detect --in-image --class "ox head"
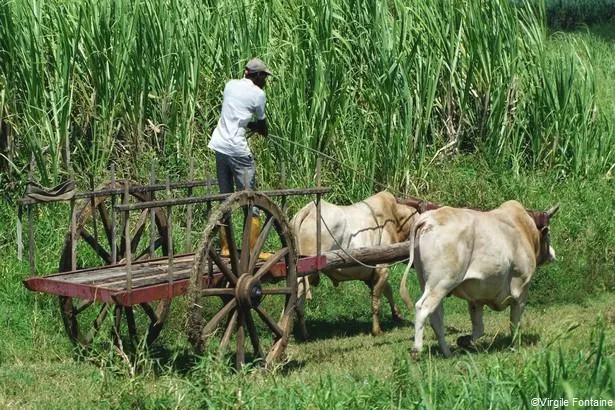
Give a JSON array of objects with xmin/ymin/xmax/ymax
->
[
  {"xmin": 529, "ymin": 204, "xmax": 560, "ymax": 265},
  {"xmin": 394, "ymin": 197, "xmax": 425, "ymax": 241}
]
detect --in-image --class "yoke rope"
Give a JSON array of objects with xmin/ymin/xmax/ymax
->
[
  {"xmin": 266, "ymin": 134, "xmax": 420, "ymax": 198},
  {"xmin": 313, "ymin": 200, "xmax": 411, "ymax": 270},
  {"xmin": 266, "ymin": 134, "xmax": 414, "ymax": 269}
]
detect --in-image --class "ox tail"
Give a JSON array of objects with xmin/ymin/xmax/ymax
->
[{"xmin": 400, "ymin": 219, "xmax": 425, "ymax": 314}]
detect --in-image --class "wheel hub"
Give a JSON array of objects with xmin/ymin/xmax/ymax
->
[{"xmin": 236, "ymin": 274, "xmax": 263, "ymax": 308}]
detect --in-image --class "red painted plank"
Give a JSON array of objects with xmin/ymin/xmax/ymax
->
[
  {"xmin": 23, "ymin": 277, "xmax": 118, "ymax": 303},
  {"xmin": 23, "ymin": 254, "xmax": 328, "ymax": 306},
  {"xmin": 111, "ymin": 274, "xmax": 225, "ymax": 306}
]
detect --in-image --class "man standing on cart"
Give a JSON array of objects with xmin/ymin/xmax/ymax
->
[{"xmin": 208, "ymin": 57, "xmax": 272, "ymax": 257}]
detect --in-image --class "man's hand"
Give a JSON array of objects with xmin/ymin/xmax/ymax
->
[{"xmin": 248, "ymin": 119, "xmax": 268, "ymax": 137}]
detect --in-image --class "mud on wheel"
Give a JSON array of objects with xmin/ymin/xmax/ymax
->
[
  {"xmin": 58, "ymin": 180, "xmax": 171, "ymax": 350},
  {"xmin": 186, "ymin": 191, "xmax": 298, "ymax": 369}
]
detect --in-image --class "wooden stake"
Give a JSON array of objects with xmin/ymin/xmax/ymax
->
[
  {"xmin": 110, "ymin": 164, "xmax": 117, "ymax": 264},
  {"xmin": 316, "ymin": 157, "xmax": 322, "ymax": 264},
  {"xmin": 149, "ymin": 160, "xmax": 156, "ymax": 259},
  {"xmin": 185, "ymin": 157, "xmax": 194, "ymax": 252}
]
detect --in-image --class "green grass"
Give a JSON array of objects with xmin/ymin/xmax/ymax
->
[
  {"xmin": 1, "ymin": 284, "xmax": 614, "ymax": 408},
  {"xmin": 1, "ymin": 157, "xmax": 614, "ymax": 408}
]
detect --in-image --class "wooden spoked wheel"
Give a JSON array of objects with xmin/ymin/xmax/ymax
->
[
  {"xmin": 186, "ymin": 191, "xmax": 298, "ymax": 369},
  {"xmin": 58, "ymin": 180, "xmax": 171, "ymax": 349}
]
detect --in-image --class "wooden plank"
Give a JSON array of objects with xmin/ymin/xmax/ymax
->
[
  {"xmin": 23, "ymin": 277, "xmax": 118, "ymax": 303},
  {"xmin": 111, "ymin": 273, "xmax": 225, "ymax": 306},
  {"xmin": 53, "ymin": 254, "xmax": 196, "ymax": 284},
  {"xmin": 67, "ymin": 260, "xmax": 194, "ymax": 285},
  {"xmin": 103, "ymin": 267, "xmax": 193, "ymax": 290},
  {"xmin": 115, "ymin": 187, "xmax": 332, "ymax": 212},
  {"xmin": 18, "ymin": 179, "xmax": 219, "ymax": 205}
]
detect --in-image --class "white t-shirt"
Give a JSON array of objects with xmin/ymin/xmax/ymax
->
[{"xmin": 208, "ymin": 78, "xmax": 266, "ymax": 157}]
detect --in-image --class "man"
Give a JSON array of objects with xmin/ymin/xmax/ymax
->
[{"xmin": 208, "ymin": 57, "xmax": 271, "ymax": 257}]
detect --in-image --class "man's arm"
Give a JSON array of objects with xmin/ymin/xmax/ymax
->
[{"xmin": 248, "ymin": 119, "xmax": 268, "ymax": 136}]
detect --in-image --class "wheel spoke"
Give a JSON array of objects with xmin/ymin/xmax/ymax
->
[
  {"xmin": 85, "ymin": 303, "xmax": 110, "ymax": 343},
  {"xmin": 222, "ymin": 218, "xmax": 240, "ymax": 278},
  {"xmin": 218, "ymin": 308, "xmax": 238, "ymax": 357},
  {"xmin": 254, "ymin": 305, "xmax": 284, "ymax": 339},
  {"xmin": 118, "ymin": 214, "xmax": 128, "ymax": 255},
  {"xmin": 236, "ymin": 312, "xmax": 245, "ymax": 368},
  {"xmin": 125, "ymin": 307, "xmax": 137, "ymax": 339},
  {"xmin": 113, "ymin": 305, "xmax": 123, "ymax": 344},
  {"xmin": 208, "ymin": 247, "xmax": 238, "ymax": 285},
  {"xmin": 80, "ymin": 227, "xmax": 112, "ymax": 264},
  {"xmin": 130, "ymin": 209, "xmax": 149, "ymax": 253},
  {"xmin": 247, "ymin": 215, "xmax": 273, "ymax": 274},
  {"xmin": 239, "ymin": 205, "xmax": 254, "ymax": 275},
  {"xmin": 262, "ymin": 287, "xmax": 292, "ymax": 295},
  {"xmin": 245, "ymin": 310, "xmax": 264, "ymax": 358},
  {"xmin": 97, "ymin": 202, "xmax": 114, "ymax": 250},
  {"xmin": 253, "ymin": 247, "xmax": 289, "ymax": 280},
  {"xmin": 134, "ymin": 237, "xmax": 164, "ymax": 261},
  {"xmin": 140, "ymin": 303, "xmax": 158, "ymax": 324},
  {"xmin": 202, "ymin": 299, "xmax": 237, "ymax": 340},
  {"xmin": 75, "ymin": 299, "xmax": 93, "ymax": 315}
]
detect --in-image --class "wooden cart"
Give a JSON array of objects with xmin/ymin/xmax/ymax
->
[{"xmin": 20, "ymin": 167, "xmax": 412, "ymax": 368}]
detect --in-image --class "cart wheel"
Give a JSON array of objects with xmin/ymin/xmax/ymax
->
[
  {"xmin": 186, "ymin": 191, "xmax": 297, "ymax": 369},
  {"xmin": 58, "ymin": 180, "xmax": 171, "ymax": 349}
]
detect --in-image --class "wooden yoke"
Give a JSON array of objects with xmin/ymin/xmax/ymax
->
[{"xmin": 396, "ymin": 197, "xmax": 442, "ymax": 214}]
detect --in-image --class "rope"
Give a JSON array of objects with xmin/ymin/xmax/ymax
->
[
  {"xmin": 267, "ymin": 134, "xmax": 413, "ymax": 269},
  {"xmin": 313, "ymin": 200, "xmax": 411, "ymax": 270},
  {"xmin": 266, "ymin": 134, "xmax": 420, "ymax": 198}
]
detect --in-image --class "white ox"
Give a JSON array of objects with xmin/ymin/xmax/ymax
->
[
  {"xmin": 291, "ymin": 191, "xmax": 418, "ymax": 337},
  {"xmin": 399, "ymin": 200, "xmax": 559, "ymax": 357}
]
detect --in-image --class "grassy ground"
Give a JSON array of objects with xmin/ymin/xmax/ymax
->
[
  {"xmin": 0, "ymin": 155, "xmax": 614, "ymax": 409},
  {"xmin": 1, "ymin": 283, "xmax": 614, "ymax": 409}
]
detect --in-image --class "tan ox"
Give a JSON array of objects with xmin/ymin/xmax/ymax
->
[
  {"xmin": 291, "ymin": 191, "xmax": 418, "ymax": 337},
  {"xmin": 399, "ymin": 200, "xmax": 559, "ymax": 357}
]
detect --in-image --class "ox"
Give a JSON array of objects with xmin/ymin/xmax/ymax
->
[
  {"xmin": 399, "ymin": 200, "xmax": 559, "ymax": 357},
  {"xmin": 291, "ymin": 191, "xmax": 419, "ymax": 337}
]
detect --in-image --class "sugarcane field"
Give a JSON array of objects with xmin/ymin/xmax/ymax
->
[{"xmin": 0, "ymin": 1, "xmax": 614, "ymax": 409}]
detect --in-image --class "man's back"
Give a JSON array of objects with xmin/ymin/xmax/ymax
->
[{"xmin": 208, "ymin": 78, "xmax": 266, "ymax": 157}]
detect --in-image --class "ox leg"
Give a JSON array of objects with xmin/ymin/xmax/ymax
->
[
  {"xmin": 458, "ymin": 302, "xmax": 484, "ymax": 349},
  {"xmin": 295, "ymin": 277, "xmax": 311, "ymax": 339},
  {"xmin": 510, "ymin": 300, "xmax": 526, "ymax": 346},
  {"xmin": 370, "ymin": 267, "xmax": 390, "ymax": 336},
  {"xmin": 383, "ymin": 281, "xmax": 404, "ymax": 322},
  {"xmin": 413, "ymin": 285, "xmax": 451, "ymax": 357},
  {"xmin": 429, "ymin": 303, "xmax": 451, "ymax": 357}
]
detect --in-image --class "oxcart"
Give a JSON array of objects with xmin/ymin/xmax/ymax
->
[{"xmin": 19, "ymin": 165, "xmax": 414, "ymax": 368}]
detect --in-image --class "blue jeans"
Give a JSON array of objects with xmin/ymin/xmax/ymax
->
[{"xmin": 214, "ymin": 151, "xmax": 256, "ymax": 194}]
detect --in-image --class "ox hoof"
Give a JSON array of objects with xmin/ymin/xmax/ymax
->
[
  {"xmin": 457, "ymin": 335, "xmax": 476, "ymax": 350},
  {"xmin": 392, "ymin": 309, "xmax": 404, "ymax": 322},
  {"xmin": 410, "ymin": 349, "xmax": 422, "ymax": 362}
]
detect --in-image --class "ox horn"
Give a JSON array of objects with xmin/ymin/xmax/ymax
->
[{"xmin": 546, "ymin": 204, "xmax": 560, "ymax": 218}]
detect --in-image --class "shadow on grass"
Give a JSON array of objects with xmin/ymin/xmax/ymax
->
[
  {"xmin": 409, "ymin": 332, "xmax": 542, "ymax": 359},
  {"xmin": 296, "ymin": 317, "xmax": 411, "ymax": 342},
  {"xmin": 147, "ymin": 345, "xmax": 200, "ymax": 375}
]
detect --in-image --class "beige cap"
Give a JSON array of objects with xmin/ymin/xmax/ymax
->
[{"xmin": 245, "ymin": 58, "xmax": 272, "ymax": 75}]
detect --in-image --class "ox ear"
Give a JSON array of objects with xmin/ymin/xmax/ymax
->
[{"xmin": 545, "ymin": 204, "xmax": 560, "ymax": 219}]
